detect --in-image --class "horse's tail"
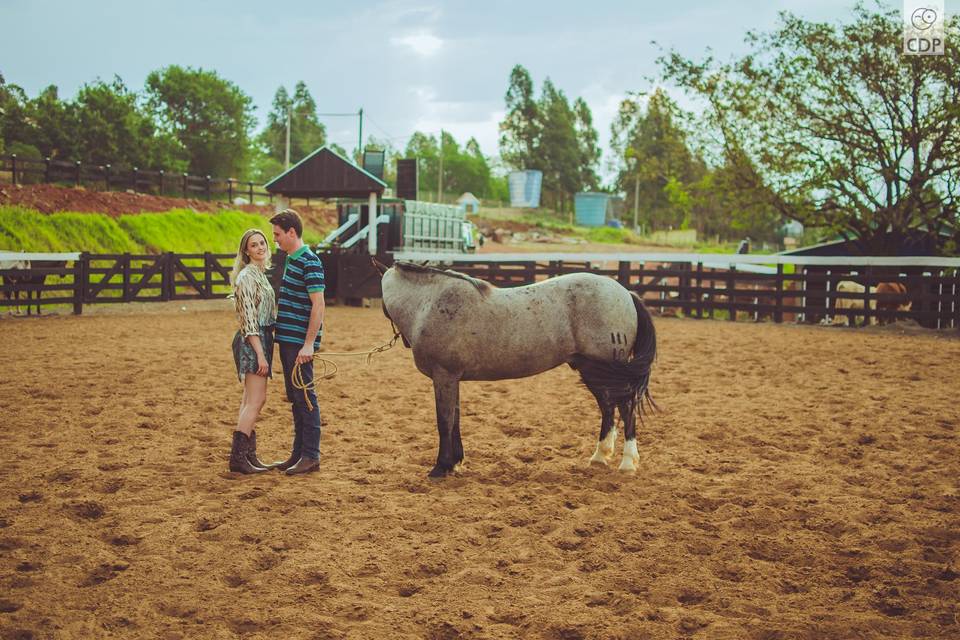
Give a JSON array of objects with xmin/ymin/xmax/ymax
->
[
  {"xmin": 571, "ymin": 291, "xmax": 657, "ymax": 418},
  {"xmin": 630, "ymin": 291, "xmax": 658, "ymax": 418}
]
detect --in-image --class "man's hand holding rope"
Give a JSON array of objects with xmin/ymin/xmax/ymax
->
[{"xmin": 292, "ymin": 326, "xmax": 403, "ymax": 411}]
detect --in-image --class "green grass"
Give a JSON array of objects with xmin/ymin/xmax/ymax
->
[
  {"xmin": 0, "ymin": 206, "xmax": 275, "ymax": 255},
  {"xmin": 0, "ymin": 207, "xmax": 142, "ymax": 253},
  {"xmin": 117, "ymin": 209, "xmax": 271, "ymax": 254}
]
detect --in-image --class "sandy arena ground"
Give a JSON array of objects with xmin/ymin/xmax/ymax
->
[{"xmin": 1, "ymin": 301, "xmax": 958, "ymax": 639}]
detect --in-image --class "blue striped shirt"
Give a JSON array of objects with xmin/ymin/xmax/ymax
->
[{"xmin": 275, "ymin": 245, "xmax": 325, "ymax": 348}]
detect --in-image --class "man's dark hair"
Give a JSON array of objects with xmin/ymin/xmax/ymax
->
[{"xmin": 269, "ymin": 208, "xmax": 303, "ymax": 238}]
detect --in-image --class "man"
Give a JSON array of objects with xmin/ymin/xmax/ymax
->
[{"xmin": 269, "ymin": 209, "xmax": 324, "ymax": 475}]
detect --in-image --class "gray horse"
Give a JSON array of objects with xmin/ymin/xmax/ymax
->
[{"xmin": 379, "ymin": 261, "xmax": 657, "ymax": 478}]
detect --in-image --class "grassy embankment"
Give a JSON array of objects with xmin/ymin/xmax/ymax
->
[{"xmin": 0, "ymin": 206, "xmax": 328, "ymax": 254}]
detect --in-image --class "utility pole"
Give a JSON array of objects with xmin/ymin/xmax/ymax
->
[
  {"xmin": 437, "ymin": 129, "xmax": 443, "ymax": 203},
  {"xmin": 284, "ymin": 105, "xmax": 291, "ymax": 170},
  {"xmin": 357, "ymin": 108, "xmax": 363, "ymax": 164},
  {"xmin": 633, "ymin": 172, "xmax": 640, "ymax": 231}
]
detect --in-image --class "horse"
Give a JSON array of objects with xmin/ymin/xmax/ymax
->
[
  {"xmin": 0, "ymin": 260, "xmax": 67, "ymax": 315},
  {"xmin": 378, "ymin": 261, "xmax": 657, "ymax": 478},
  {"xmin": 0, "ymin": 260, "xmax": 66, "ymax": 316},
  {"xmin": 830, "ymin": 280, "xmax": 911, "ymax": 326}
]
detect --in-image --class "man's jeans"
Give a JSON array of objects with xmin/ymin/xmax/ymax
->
[{"xmin": 279, "ymin": 342, "xmax": 321, "ymax": 460}]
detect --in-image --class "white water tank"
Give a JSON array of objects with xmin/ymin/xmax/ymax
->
[{"xmin": 508, "ymin": 170, "xmax": 542, "ymax": 208}]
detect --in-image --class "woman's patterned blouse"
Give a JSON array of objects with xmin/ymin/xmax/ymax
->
[{"xmin": 234, "ymin": 264, "xmax": 277, "ymax": 337}]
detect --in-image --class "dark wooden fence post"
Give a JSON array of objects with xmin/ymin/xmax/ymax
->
[
  {"xmin": 73, "ymin": 253, "xmax": 88, "ymax": 315},
  {"xmin": 618, "ymin": 261, "xmax": 631, "ymax": 289},
  {"xmin": 205, "ymin": 175, "xmax": 211, "ymax": 201},
  {"xmin": 248, "ymin": 181, "xmax": 254, "ymax": 202},
  {"xmin": 727, "ymin": 266, "xmax": 736, "ymax": 321},
  {"xmin": 158, "ymin": 170, "xmax": 165, "ymax": 196},
  {"xmin": 10, "ymin": 154, "xmax": 16, "ymax": 185},
  {"xmin": 204, "ymin": 252, "xmax": 212, "ymax": 297},
  {"xmin": 122, "ymin": 254, "xmax": 132, "ymax": 302},
  {"xmin": 104, "ymin": 164, "xmax": 111, "ymax": 190},
  {"xmin": 695, "ymin": 261, "xmax": 703, "ymax": 318},
  {"xmin": 182, "ymin": 173, "xmax": 188, "ymax": 198},
  {"xmin": 132, "ymin": 166, "xmax": 139, "ymax": 193},
  {"xmin": 44, "ymin": 156, "xmax": 51, "ymax": 183},
  {"xmin": 705, "ymin": 268, "xmax": 714, "ymax": 319},
  {"xmin": 161, "ymin": 253, "xmax": 172, "ymax": 301},
  {"xmin": 75, "ymin": 161, "xmax": 82, "ymax": 187},
  {"xmin": 954, "ymin": 269, "xmax": 960, "ymax": 330},
  {"xmin": 227, "ymin": 179, "xmax": 234, "ymax": 203},
  {"xmin": 863, "ymin": 266, "xmax": 872, "ymax": 326},
  {"xmin": 775, "ymin": 264, "xmax": 784, "ymax": 323}
]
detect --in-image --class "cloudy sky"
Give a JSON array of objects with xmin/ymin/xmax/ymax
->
[{"xmin": 2, "ymin": 0, "xmax": 859, "ymax": 179}]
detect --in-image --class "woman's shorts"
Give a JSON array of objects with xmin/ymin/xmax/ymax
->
[{"xmin": 232, "ymin": 325, "xmax": 275, "ymax": 381}]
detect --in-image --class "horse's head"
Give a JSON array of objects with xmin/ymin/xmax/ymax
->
[{"xmin": 370, "ymin": 257, "xmax": 390, "ymax": 277}]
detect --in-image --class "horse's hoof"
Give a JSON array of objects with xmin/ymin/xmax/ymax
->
[
  {"xmin": 617, "ymin": 463, "xmax": 638, "ymax": 474},
  {"xmin": 588, "ymin": 455, "xmax": 609, "ymax": 467}
]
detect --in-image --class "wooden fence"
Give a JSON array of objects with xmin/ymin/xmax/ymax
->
[
  {"xmin": 0, "ymin": 154, "xmax": 273, "ymax": 204},
  {"xmin": 392, "ymin": 252, "xmax": 960, "ymax": 329},
  {"xmin": 2, "ymin": 252, "xmax": 959, "ymax": 329},
  {"xmin": 0, "ymin": 253, "xmax": 234, "ymax": 315}
]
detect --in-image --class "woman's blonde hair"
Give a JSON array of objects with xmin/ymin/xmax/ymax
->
[{"xmin": 230, "ymin": 228, "xmax": 272, "ymax": 288}]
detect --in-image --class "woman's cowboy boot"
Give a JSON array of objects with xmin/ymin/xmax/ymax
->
[
  {"xmin": 246, "ymin": 430, "xmax": 271, "ymax": 471},
  {"xmin": 229, "ymin": 432, "xmax": 267, "ymax": 474}
]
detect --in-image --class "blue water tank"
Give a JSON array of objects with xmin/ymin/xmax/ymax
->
[
  {"xmin": 508, "ymin": 170, "xmax": 543, "ymax": 208},
  {"xmin": 575, "ymin": 192, "xmax": 610, "ymax": 227}
]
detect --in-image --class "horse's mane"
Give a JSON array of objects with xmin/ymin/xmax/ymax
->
[{"xmin": 393, "ymin": 261, "xmax": 495, "ymax": 298}]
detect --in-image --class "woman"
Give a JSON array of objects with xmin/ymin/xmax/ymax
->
[{"xmin": 229, "ymin": 228, "xmax": 278, "ymax": 474}]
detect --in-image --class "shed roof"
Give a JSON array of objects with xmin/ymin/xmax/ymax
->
[
  {"xmin": 778, "ymin": 229, "xmax": 950, "ymax": 257},
  {"xmin": 264, "ymin": 146, "xmax": 387, "ymax": 198},
  {"xmin": 456, "ymin": 192, "xmax": 480, "ymax": 204}
]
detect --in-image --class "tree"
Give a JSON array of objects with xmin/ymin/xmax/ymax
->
[
  {"xmin": 402, "ymin": 131, "xmax": 503, "ymax": 201},
  {"xmin": 659, "ymin": 5, "xmax": 960, "ymax": 255},
  {"xmin": 499, "ymin": 67, "xmax": 600, "ymax": 211},
  {"xmin": 537, "ymin": 79, "xmax": 582, "ymax": 211},
  {"xmin": 73, "ymin": 77, "xmax": 184, "ymax": 170},
  {"xmin": 404, "ymin": 131, "xmax": 439, "ymax": 197},
  {"xmin": 145, "ymin": 65, "xmax": 255, "ymax": 178},
  {"xmin": 610, "ymin": 89, "xmax": 703, "ymax": 230},
  {"xmin": 573, "ymin": 97, "xmax": 600, "ymax": 191},
  {"xmin": 29, "ymin": 85, "xmax": 77, "ymax": 161},
  {"xmin": 260, "ymin": 81, "xmax": 327, "ymax": 167},
  {"xmin": 441, "ymin": 134, "xmax": 493, "ymax": 197},
  {"xmin": 0, "ymin": 73, "xmax": 34, "ymax": 157},
  {"xmin": 499, "ymin": 65, "xmax": 540, "ymax": 170},
  {"xmin": 665, "ymin": 166, "xmax": 782, "ymax": 242}
]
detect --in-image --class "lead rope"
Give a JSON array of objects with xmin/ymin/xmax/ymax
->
[{"xmin": 292, "ymin": 322, "xmax": 403, "ymax": 411}]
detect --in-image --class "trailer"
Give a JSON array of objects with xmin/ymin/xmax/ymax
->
[{"xmin": 317, "ymin": 198, "xmax": 476, "ymax": 301}]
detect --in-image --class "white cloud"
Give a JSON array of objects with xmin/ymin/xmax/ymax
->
[
  {"xmin": 406, "ymin": 85, "xmax": 503, "ymax": 156},
  {"xmin": 389, "ymin": 32, "xmax": 444, "ymax": 57}
]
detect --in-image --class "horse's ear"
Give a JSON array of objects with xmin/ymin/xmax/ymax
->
[{"xmin": 371, "ymin": 257, "xmax": 389, "ymax": 276}]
